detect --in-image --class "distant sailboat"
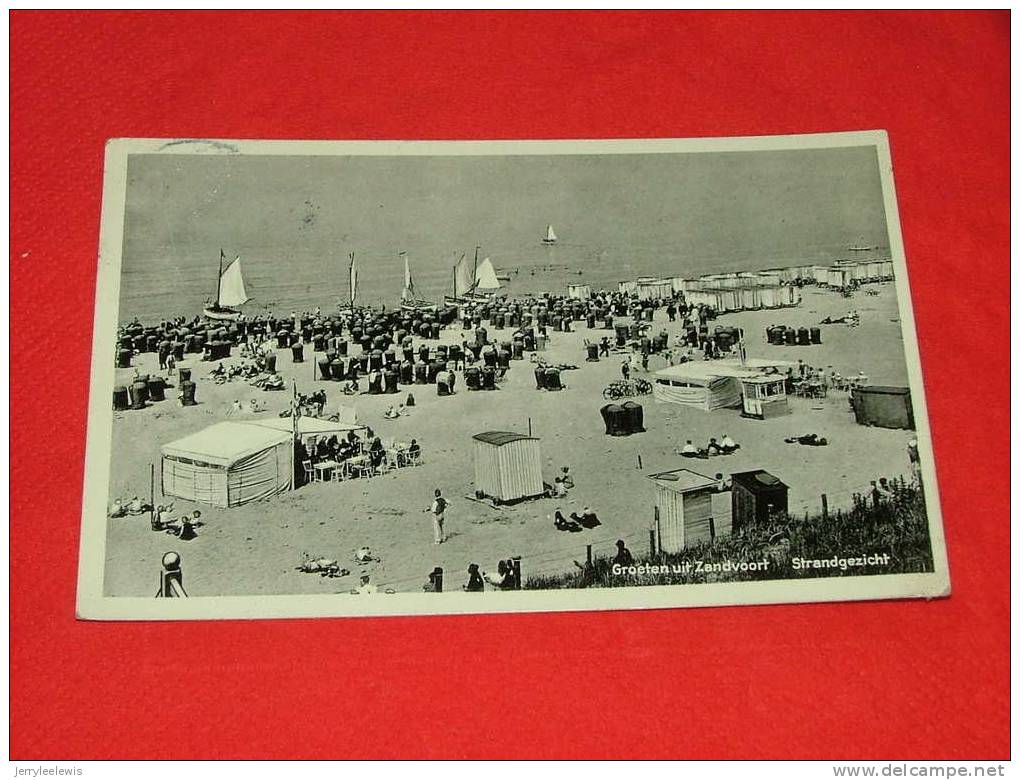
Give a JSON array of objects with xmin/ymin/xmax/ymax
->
[
  {"xmin": 542, "ymin": 225, "xmax": 557, "ymax": 245},
  {"xmin": 348, "ymin": 252, "xmax": 358, "ymax": 308},
  {"xmin": 204, "ymin": 250, "xmax": 249, "ymax": 321},
  {"xmin": 399, "ymin": 252, "xmax": 438, "ymax": 312}
]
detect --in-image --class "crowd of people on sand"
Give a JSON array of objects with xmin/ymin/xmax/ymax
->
[
  {"xmin": 677, "ymin": 434, "xmax": 741, "ymax": 459},
  {"xmin": 112, "ymin": 279, "xmax": 892, "ymax": 595},
  {"xmin": 296, "ymin": 428, "xmax": 421, "ymax": 481},
  {"xmin": 111, "ymin": 498, "xmax": 205, "ymax": 541}
]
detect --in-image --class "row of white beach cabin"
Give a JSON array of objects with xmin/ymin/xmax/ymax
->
[
  {"xmin": 811, "ymin": 260, "xmax": 895, "ymax": 290},
  {"xmin": 603, "ymin": 259, "xmax": 894, "ymax": 309}
]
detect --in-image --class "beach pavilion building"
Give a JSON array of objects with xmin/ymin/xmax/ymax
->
[
  {"xmin": 651, "ymin": 359, "xmax": 796, "ymax": 416},
  {"xmin": 161, "ymin": 417, "xmax": 366, "ymax": 508}
]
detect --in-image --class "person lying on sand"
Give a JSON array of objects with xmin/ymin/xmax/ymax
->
[
  {"xmin": 720, "ymin": 434, "xmax": 739, "ymax": 454},
  {"xmin": 383, "ymin": 405, "xmax": 401, "ymax": 419},
  {"xmin": 552, "ymin": 510, "xmax": 582, "ymax": 533},
  {"xmin": 679, "ymin": 440, "xmax": 699, "ymax": 458},
  {"xmin": 784, "ymin": 434, "xmax": 829, "ymax": 446},
  {"xmin": 570, "ymin": 507, "xmax": 601, "ymax": 529}
]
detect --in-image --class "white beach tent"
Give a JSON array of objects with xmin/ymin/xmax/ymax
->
[
  {"xmin": 161, "ymin": 421, "xmax": 295, "ymax": 508},
  {"xmin": 652, "ymin": 363, "xmax": 759, "ymax": 411},
  {"xmin": 160, "ymin": 417, "xmax": 369, "ymax": 508}
]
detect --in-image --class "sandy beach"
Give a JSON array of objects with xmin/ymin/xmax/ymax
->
[{"xmin": 103, "ymin": 283, "xmax": 916, "ymax": 597}]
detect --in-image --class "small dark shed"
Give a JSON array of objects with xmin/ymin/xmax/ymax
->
[
  {"xmin": 851, "ymin": 385, "xmax": 914, "ymax": 430},
  {"xmin": 731, "ymin": 470, "xmax": 789, "ymax": 535}
]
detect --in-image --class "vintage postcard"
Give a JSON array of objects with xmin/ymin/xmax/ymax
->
[{"xmin": 76, "ymin": 132, "xmax": 949, "ymax": 620}]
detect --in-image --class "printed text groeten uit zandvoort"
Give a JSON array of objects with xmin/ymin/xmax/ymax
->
[{"xmin": 611, "ymin": 553, "xmax": 893, "ymax": 578}]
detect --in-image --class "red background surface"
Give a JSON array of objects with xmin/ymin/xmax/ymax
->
[{"xmin": 10, "ymin": 11, "xmax": 1010, "ymax": 759}]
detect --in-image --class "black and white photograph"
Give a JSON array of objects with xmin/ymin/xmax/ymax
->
[{"xmin": 76, "ymin": 133, "xmax": 949, "ymax": 619}]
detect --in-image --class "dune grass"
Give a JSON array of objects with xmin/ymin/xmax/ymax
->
[{"xmin": 525, "ymin": 477, "xmax": 933, "ymax": 589}]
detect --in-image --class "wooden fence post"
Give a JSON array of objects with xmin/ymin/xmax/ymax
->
[{"xmin": 586, "ymin": 544, "xmax": 593, "ymax": 568}]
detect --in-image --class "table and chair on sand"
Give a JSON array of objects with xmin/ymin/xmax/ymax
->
[{"xmin": 303, "ymin": 440, "xmax": 421, "ymax": 484}]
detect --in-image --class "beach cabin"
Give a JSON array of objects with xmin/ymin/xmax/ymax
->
[
  {"xmin": 567, "ymin": 283, "xmax": 592, "ymax": 301},
  {"xmin": 731, "ymin": 470, "xmax": 789, "ymax": 535},
  {"xmin": 161, "ymin": 421, "xmax": 295, "ymax": 508},
  {"xmin": 738, "ymin": 375, "xmax": 791, "ymax": 419},
  {"xmin": 851, "ymin": 386, "xmax": 914, "ymax": 430},
  {"xmin": 635, "ymin": 278, "xmax": 674, "ymax": 301},
  {"xmin": 826, "ymin": 266, "xmax": 854, "ymax": 290},
  {"xmin": 472, "ymin": 431, "xmax": 544, "ymax": 504},
  {"xmin": 649, "ymin": 468, "xmax": 718, "ymax": 552}
]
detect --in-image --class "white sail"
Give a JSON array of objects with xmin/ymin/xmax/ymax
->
[
  {"xmin": 454, "ymin": 254, "xmax": 475, "ymax": 296},
  {"xmin": 401, "ymin": 252, "xmax": 414, "ymax": 301},
  {"xmin": 218, "ymin": 257, "xmax": 249, "ymax": 307},
  {"xmin": 349, "ymin": 253, "xmax": 358, "ymax": 306},
  {"xmin": 545, "ymin": 225, "xmax": 557, "ymax": 242},
  {"xmin": 474, "ymin": 257, "xmax": 501, "ymax": 291}
]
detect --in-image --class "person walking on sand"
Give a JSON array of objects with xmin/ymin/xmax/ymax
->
[
  {"xmin": 621, "ymin": 360, "xmax": 630, "ymax": 381},
  {"xmin": 425, "ymin": 488, "xmax": 448, "ymax": 544}
]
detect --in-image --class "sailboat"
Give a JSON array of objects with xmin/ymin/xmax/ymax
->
[
  {"xmin": 203, "ymin": 250, "xmax": 249, "ymax": 321},
  {"xmin": 474, "ymin": 257, "xmax": 503, "ymax": 296},
  {"xmin": 542, "ymin": 225, "xmax": 557, "ymax": 245},
  {"xmin": 444, "ymin": 247, "xmax": 490, "ymax": 306},
  {"xmin": 334, "ymin": 252, "xmax": 359, "ymax": 313},
  {"xmin": 399, "ymin": 252, "xmax": 438, "ymax": 313}
]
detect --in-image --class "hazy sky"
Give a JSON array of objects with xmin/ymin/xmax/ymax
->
[{"xmin": 123, "ymin": 145, "xmax": 890, "ymax": 264}]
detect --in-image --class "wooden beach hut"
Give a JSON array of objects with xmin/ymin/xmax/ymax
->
[
  {"xmin": 161, "ymin": 421, "xmax": 294, "ymax": 508},
  {"xmin": 738, "ymin": 375, "xmax": 791, "ymax": 419},
  {"xmin": 472, "ymin": 431, "xmax": 544, "ymax": 504},
  {"xmin": 648, "ymin": 468, "xmax": 718, "ymax": 552},
  {"xmin": 851, "ymin": 386, "xmax": 914, "ymax": 430},
  {"xmin": 731, "ymin": 470, "xmax": 789, "ymax": 535}
]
